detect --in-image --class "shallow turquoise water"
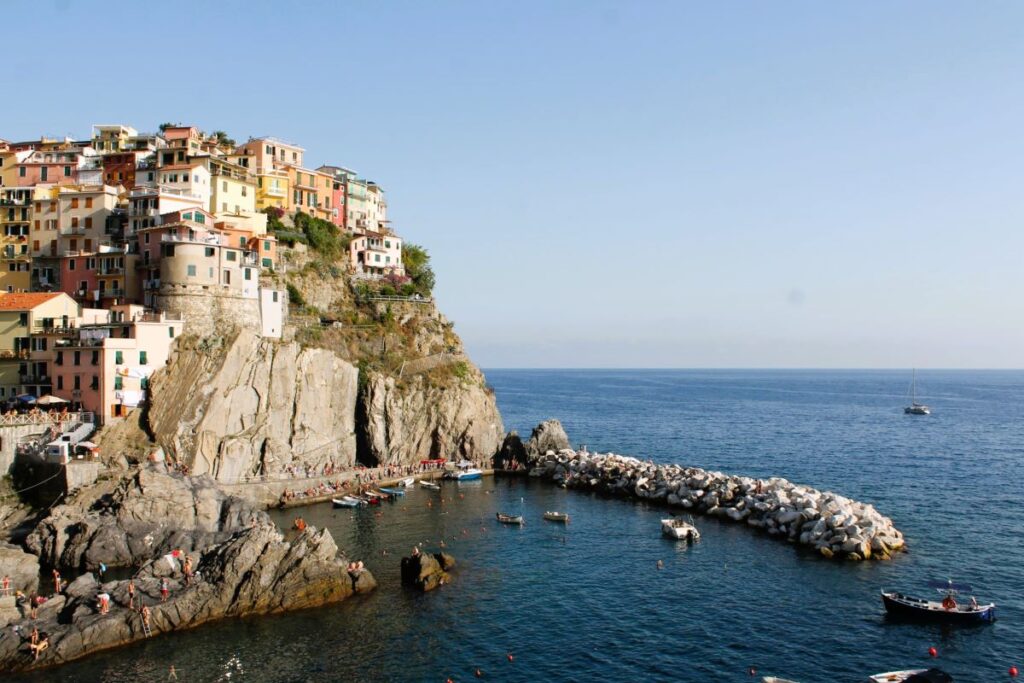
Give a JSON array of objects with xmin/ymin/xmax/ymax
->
[{"xmin": 10, "ymin": 369, "xmax": 1023, "ymax": 682}]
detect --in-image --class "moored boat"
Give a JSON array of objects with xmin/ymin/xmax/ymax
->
[
  {"xmin": 420, "ymin": 480, "xmax": 441, "ymax": 490},
  {"xmin": 904, "ymin": 369, "xmax": 931, "ymax": 415},
  {"xmin": 543, "ymin": 511, "xmax": 570, "ymax": 523},
  {"xmin": 379, "ymin": 487, "xmax": 405, "ymax": 496},
  {"xmin": 332, "ymin": 496, "xmax": 363, "ymax": 508},
  {"xmin": 399, "ymin": 477, "xmax": 415, "ymax": 487},
  {"xmin": 661, "ymin": 518, "xmax": 700, "ymax": 541},
  {"xmin": 881, "ymin": 582, "xmax": 995, "ymax": 624},
  {"xmin": 868, "ymin": 669, "xmax": 953, "ymax": 682},
  {"xmin": 496, "ymin": 512, "xmax": 524, "ymax": 525},
  {"xmin": 445, "ymin": 461, "xmax": 483, "ymax": 481}
]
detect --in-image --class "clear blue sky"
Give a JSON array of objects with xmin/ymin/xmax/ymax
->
[{"xmin": 6, "ymin": 1, "xmax": 1023, "ymax": 368}]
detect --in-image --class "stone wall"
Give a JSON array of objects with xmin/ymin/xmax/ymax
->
[
  {"xmin": 155, "ymin": 286, "xmax": 261, "ymax": 338},
  {"xmin": 0, "ymin": 424, "xmax": 53, "ymax": 475}
]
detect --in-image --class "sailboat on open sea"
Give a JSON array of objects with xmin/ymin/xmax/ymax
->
[{"xmin": 904, "ymin": 369, "xmax": 930, "ymax": 415}]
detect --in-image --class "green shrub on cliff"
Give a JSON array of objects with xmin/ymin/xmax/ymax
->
[
  {"xmin": 293, "ymin": 211, "xmax": 350, "ymax": 259},
  {"xmin": 402, "ymin": 243, "xmax": 435, "ymax": 297},
  {"xmin": 286, "ymin": 283, "xmax": 305, "ymax": 306}
]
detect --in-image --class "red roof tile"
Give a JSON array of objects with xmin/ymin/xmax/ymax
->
[{"xmin": 0, "ymin": 292, "xmax": 64, "ymax": 310}]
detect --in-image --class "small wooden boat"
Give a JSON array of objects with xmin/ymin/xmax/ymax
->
[
  {"xmin": 419, "ymin": 481, "xmax": 441, "ymax": 490},
  {"xmin": 661, "ymin": 518, "xmax": 700, "ymax": 541},
  {"xmin": 496, "ymin": 513, "xmax": 524, "ymax": 525},
  {"xmin": 881, "ymin": 582, "xmax": 995, "ymax": 623},
  {"xmin": 868, "ymin": 669, "xmax": 953, "ymax": 683},
  {"xmin": 332, "ymin": 497, "xmax": 362, "ymax": 508},
  {"xmin": 379, "ymin": 487, "xmax": 405, "ymax": 496},
  {"xmin": 543, "ymin": 511, "xmax": 570, "ymax": 523}
]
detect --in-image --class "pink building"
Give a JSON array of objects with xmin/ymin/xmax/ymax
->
[{"xmin": 51, "ymin": 304, "xmax": 183, "ymax": 423}]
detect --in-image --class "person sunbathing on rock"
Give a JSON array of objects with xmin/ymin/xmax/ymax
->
[{"xmin": 28, "ymin": 633, "xmax": 48, "ymax": 660}]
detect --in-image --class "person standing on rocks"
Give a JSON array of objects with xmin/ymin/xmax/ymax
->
[
  {"xmin": 160, "ymin": 578, "xmax": 169, "ymax": 602},
  {"xmin": 127, "ymin": 579, "xmax": 136, "ymax": 609},
  {"xmin": 183, "ymin": 556, "xmax": 194, "ymax": 586},
  {"xmin": 141, "ymin": 604, "xmax": 152, "ymax": 630},
  {"xmin": 51, "ymin": 569, "xmax": 60, "ymax": 594},
  {"xmin": 1, "ymin": 575, "xmax": 9, "ymax": 596}
]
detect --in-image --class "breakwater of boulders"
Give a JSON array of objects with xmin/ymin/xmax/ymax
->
[{"xmin": 530, "ymin": 449, "xmax": 905, "ymax": 560}]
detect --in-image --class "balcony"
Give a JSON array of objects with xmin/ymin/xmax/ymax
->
[
  {"xmin": 263, "ymin": 187, "xmax": 286, "ymax": 197},
  {"xmin": 0, "ymin": 350, "xmax": 30, "ymax": 360},
  {"xmin": 0, "ymin": 198, "xmax": 30, "ymax": 207},
  {"xmin": 97, "ymin": 266, "xmax": 124, "ymax": 275},
  {"xmin": 161, "ymin": 233, "xmax": 222, "ymax": 245},
  {"xmin": 20, "ymin": 374, "xmax": 50, "ymax": 385},
  {"xmin": 59, "ymin": 227, "xmax": 87, "ymax": 236}
]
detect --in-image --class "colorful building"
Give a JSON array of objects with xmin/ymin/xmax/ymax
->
[
  {"xmin": 0, "ymin": 187, "xmax": 33, "ymax": 292},
  {"xmin": 349, "ymin": 230, "xmax": 404, "ymax": 277},
  {"xmin": 0, "ymin": 292, "xmax": 80, "ymax": 402},
  {"xmin": 50, "ymin": 303, "xmax": 183, "ymax": 422}
]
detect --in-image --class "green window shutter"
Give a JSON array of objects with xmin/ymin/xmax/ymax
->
[
  {"xmin": 115, "ymin": 351, "xmax": 123, "ymax": 365},
  {"xmin": 114, "ymin": 375, "xmax": 123, "ymax": 390}
]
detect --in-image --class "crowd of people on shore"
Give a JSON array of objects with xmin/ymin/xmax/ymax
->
[
  {"xmin": 276, "ymin": 461, "xmax": 455, "ymax": 506},
  {"xmin": 8, "ymin": 548, "xmax": 200, "ymax": 661}
]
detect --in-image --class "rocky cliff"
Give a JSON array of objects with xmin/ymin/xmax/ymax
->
[
  {"xmin": 26, "ymin": 469, "xmax": 260, "ymax": 572},
  {"xmin": 360, "ymin": 368, "xmax": 504, "ymax": 465},
  {"xmin": 147, "ymin": 329, "xmax": 359, "ymax": 482},
  {"xmin": 1, "ymin": 521, "xmax": 376, "ymax": 672}
]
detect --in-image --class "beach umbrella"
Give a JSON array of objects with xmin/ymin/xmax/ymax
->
[{"xmin": 35, "ymin": 395, "xmax": 69, "ymax": 405}]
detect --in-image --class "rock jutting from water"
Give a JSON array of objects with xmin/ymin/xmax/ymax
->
[
  {"xmin": 0, "ymin": 521, "xmax": 376, "ymax": 672},
  {"xmin": 528, "ymin": 446, "xmax": 905, "ymax": 561},
  {"xmin": 400, "ymin": 552, "xmax": 455, "ymax": 592}
]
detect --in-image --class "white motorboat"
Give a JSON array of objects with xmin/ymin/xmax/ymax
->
[
  {"xmin": 332, "ymin": 496, "xmax": 364, "ymax": 508},
  {"xmin": 868, "ymin": 669, "xmax": 952, "ymax": 683},
  {"xmin": 419, "ymin": 480, "xmax": 441, "ymax": 490},
  {"xmin": 661, "ymin": 518, "xmax": 700, "ymax": 541},
  {"xmin": 398, "ymin": 477, "xmax": 415, "ymax": 487}
]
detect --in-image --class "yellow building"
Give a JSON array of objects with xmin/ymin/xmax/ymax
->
[
  {"xmin": 0, "ymin": 187, "xmax": 33, "ymax": 293},
  {"xmin": 91, "ymin": 125, "xmax": 138, "ymax": 153},
  {"xmin": 254, "ymin": 170, "xmax": 290, "ymax": 213},
  {"xmin": 284, "ymin": 166, "xmax": 335, "ymax": 222},
  {"xmin": 0, "ymin": 292, "xmax": 80, "ymax": 401},
  {"xmin": 207, "ymin": 158, "xmax": 267, "ymax": 236}
]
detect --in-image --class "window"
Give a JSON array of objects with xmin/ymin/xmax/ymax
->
[
  {"xmin": 144, "ymin": 233, "xmax": 150, "ymax": 244},
  {"xmin": 18, "ymin": 313, "xmax": 27, "ymax": 327},
  {"xmin": 19, "ymin": 167, "xmax": 25, "ymax": 178},
  {"xmin": 222, "ymin": 181, "xmax": 227, "ymax": 191},
  {"xmin": 262, "ymin": 258, "xmax": 272, "ymax": 268},
  {"xmin": 264, "ymin": 240, "xmax": 271, "ymax": 250},
  {"xmin": 90, "ymin": 375, "xmax": 99, "ymax": 390},
  {"xmin": 69, "ymin": 259, "xmax": 75, "ymax": 271},
  {"xmin": 208, "ymin": 267, "xmax": 214, "ymax": 278},
  {"xmin": 115, "ymin": 351, "xmax": 123, "ymax": 365},
  {"xmin": 73, "ymin": 351, "xmax": 81, "ymax": 366},
  {"xmin": 226, "ymin": 251, "xmax": 236, "ymax": 261},
  {"xmin": 56, "ymin": 376, "xmax": 63, "ymax": 390},
  {"xmin": 243, "ymin": 268, "xmax": 251, "ymax": 281},
  {"xmin": 40, "ymin": 167, "xmax": 48, "ymax": 181},
  {"xmin": 84, "ymin": 218, "xmax": 92, "ymax": 229},
  {"xmin": 91, "ymin": 350, "xmax": 99, "ymax": 365},
  {"xmin": 73, "ymin": 375, "xmax": 80, "ymax": 390},
  {"xmin": 85, "ymin": 197, "xmax": 93, "ymax": 208},
  {"xmin": 168, "ymin": 327, "xmax": 175, "ymax": 338},
  {"xmin": 374, "ymin": 254, "xmax": 381, "ymax": 263},
  {"xmin": 63, "ymin": 166, "xmax": 71, "ymax": 177},
  {"xmin": 187, "ymin": 264, "xmax": 196, "ymax": 277},
  {"xmin": 72, "ymin": 217, "xmax": 79, "ymax": 228},
  {"xmin": 205, "ymin": 247, "xmax": 215, "ymax": 257},
  {"xmin": 139, "ymin": 351, "xmax": 148, "ymax": 365},
  {"xmin": 114, "ymin": 375, "xmax": 122, "ymax": 391},
  {"xmin": 71, "ymin": 198, "xmax": 79, "ymax": 209},
  {"xmin": 272, "ymin": 291, "xmax": 279, "ymax": 303}
]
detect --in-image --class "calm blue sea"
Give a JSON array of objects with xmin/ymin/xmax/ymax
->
[{"xmin": 12, "ymin": 370, "xmax": 1024, "ymax": 682}]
